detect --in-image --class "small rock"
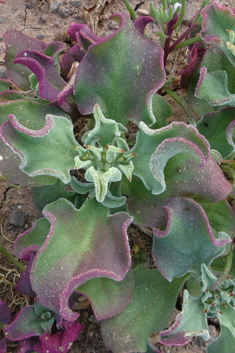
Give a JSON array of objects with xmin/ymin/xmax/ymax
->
[
  {"xmin": 39, "ymin": 15, "xmax": 47, "ymax": 23},
  {"xmin": 108, "ymin": 20, "xmax": 119, "ymax": 30},
  {"xmin": 58, "ymin": 6, "xmax": 70, "ymax": 17},
  {"xmin": 37, "ymin": 33, "xmax": 45, "ymax": 40},
  {"xmin": 54, "ymin": 19, "xmax": 61, "ymax": 26},
  {"xmin": 0, "ymin": 17, "xmax": 5, "ymax": 24},
  {"xmin": 0, "ymin": 36, "xmax": 3, "ymax": 41},
  {"xmin": 7, "ymin": 210, "xmax": 25, "ymax": 227},
  {"xmin": 71, "ymin": 0, "xmax": 81, "ymax": 7}
]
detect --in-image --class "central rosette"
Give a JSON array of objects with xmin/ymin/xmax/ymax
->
[{"xmin": 73, "ymin": 104, "xmax": 136, "ymax": 204}]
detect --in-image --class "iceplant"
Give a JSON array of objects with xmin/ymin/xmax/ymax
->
[{"xmin": 0, "ymin": 1, "xmax": 235, "ymax": 353}]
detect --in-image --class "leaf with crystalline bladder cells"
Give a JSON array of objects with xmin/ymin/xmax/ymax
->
[
  {"xmin": 160, "ymin": 290, "xmax": 209, "ymax": 346},
  {"xmin": 101, "ymin": 264, "xmax": 186, "ymax": 353},
  {"xmin": 0, "ymin": 114, "xmax": 78, "ymax": 183},
  {"xmin": 132, "ymin": 121, "xmax": 209, "ymax": 195},
  {"xmin": 153, "ymin": 197, "xmax": 231, "ymax": 281},
  {"xmin": 74, "ymin": 12, "xmax": 165, "ymax": 126},
  {"xmin": 31, "ymin": 198, "xmax": 132, "ymax": 321}
]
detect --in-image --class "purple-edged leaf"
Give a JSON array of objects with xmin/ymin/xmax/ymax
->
[
  {"xmin": 132, "ymin": 121, "xmax": 209, "ymax": 195},
  {"xmin": 207, "ymin": 325, "xmax": 235, "ymax": 353},
  {"xmin": 153, "ymin": 197, "xmax": 231, "ymax": 281},
  {"xmin": 14, "ymin": 50, "xmax": 66, "ymax": 102},
  {"xmin": 0, "ymin": 101, "xmax": 70, "ymax": 186},
  {"xmin": 18, "ymin": 337, "xmax": 40, "ymax": 353},
  {"xmin": 0, "ymin": 299, "xmax": 11, "ymax": 325},
  {"xmin": 201, "ymin": 2, "xmax": 235, "ymax": 64},
  {"xmin": 101, "ymin": 264, "xmax": 186, "ymax": 353},
  {"xmin": 15, "ymin": 252, "xmax": 36, "ymax": 298},
  {"xmin": 133, "ymin": 16, "xmax": 154, "ymax": 35},
  {"xmin": 195, "ymin": 68, "xmax": 235, "ymax": 107},
  {"xmin": 31, "ymin": 198, "xmax": 132, "ymax": 321},
  {"xmin": 77, "ymin": 270, "xmax": 134, "ymax": 321},
  {"xmin": 35, "ymin": 321, "xmax": 83, "ymax": 353},
  {"xmin": 32, "ymin": 179, "xmax": 77, "ymax": 212},
  {"xmin": 199, "ymin": 200, "xmax": 235, "ymax": 241},
  {"xmin": 0, "ymin": 114, "xmax": 78, "ymax": 183},
  {"xmin": 127, "ymin": 151, "xmax": 232, "ymax": 228},
  {"xmin": 14, "ymin": 217, "xmax": 50, "ymax": 258},
  {"xmin": 67, "ymin": 22, "xmax": 99, "ymax": 49},
  {"xmin": 4, "ymin": 29, "xmax": 47, "ymax": 90},
  {"xmin": 61, "ymin": 45, "xmax": 85, "ymax": 73},
  {"xmin": 197, "ymin": 108, "xmax": 235, "ymax": 159},
  {"xmin": 160, "ymin": 290, "xmax": 209, "ymax": 346},
  {"xmin": 74, "ymin": 13, "xmax": 165, "ymax": 126},
  {"xmin": 0, "ymin": 339, "xmax": 7, "ymax": 353},
  {"xmin": 4, "ymin": 306, "xmax": 44, "ymax": 340},
  {"xmin": 186, "ymin": 45, "xmax": 235, "ymax": 117}
]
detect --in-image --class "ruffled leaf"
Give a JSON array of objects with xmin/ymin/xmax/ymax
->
[
  {"xmin": 14, "ymin": 217, "xmax": 50, "ymax": 258},
  {"xmin": 153, "ymin": 197, "xmax": 231, "ymax": 281},
  {"xmin": 74, "ymin": 12, "xmax": 165, "ymax": 126},
  {"xmin": 0, "ymin": 101, "xmax": 69, "ymax": 186},
  {"xmin": 201, "ymin": 2, "xmax": 235, "ymax": 64},
  {"xmin": 3, "ymin": 29, "xmax": 47, "ymax": 90},
  {"xmin": 126, "ymin": 152, "xmax": 232, "ymax": 228},
  {"xmin": 132, "ymin": 121, "xmax": 209, "ymax": 195},
  {"xmin": 0, "ymin": 114, "xmax": 78, "ymax": 184},
  {"xmin": 195, "ymin": 68, "xmax": 235, "ymax": 107},
  {"xmin": 77, "ymin": 270, "xmax": 134, "ymax": 321},
  {"xmin": 160, "ymin": 290, "xmax": 209, "ymax": 345},
  {"xmin": 14, "ymin": 50, "xmax": 66, "ymax": 102},
  {"xmin": 101, "ymin": 264, "xmax": 186, "ymax": 353},
  {"xmin": 31, "ymin": 198, "xmax": 132, "ymax": 321},
  {"xmin": 197, "ymin": 108, "xmax": 235, "ymax": 159}
]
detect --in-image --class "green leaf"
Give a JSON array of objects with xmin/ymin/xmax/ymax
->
[
  {"xmin": 196, "ymin": 69, "xmax": 235, "ymax": 107},
  {"xmin": 1, "ymin": 114, "xmax": 78, "ymax": 183},
  {"xmin": 77, "ymin": 270, "xmax": 134, "ymax": 321},
  {"xmin": 101, "ymin": 264, "xmax": 186, "ymax": 353},
  {"xmin": 197, "ymin": 108, "xmax": 235, "ymax": 159},
  {"xmin": 74, "ymin": 13, "xmax": 165, "ymax": 126},
  {"xmin": 153, "ymin": 197, "xmax": 231, "ymax": 281},
  {"xmin": 32, "ymin": 179, "xmax": 77, "ymax": 212},
  {"xmin": 132, "ymin": 121, "xmax": 209, "ymax": 195},
  {"xmin": 14, "ymin": 217, "xmax": 50, "ymax": 258},
  {"xmin": 150, "ymin": 93, "xmax": 172, "ymax": 129},
  {"xmin": 31, "ymin": 198, "xmax": 132, "ymax": 321},
  {"xmin": 160, "ymin": 290, "xmax": 209, "ymax": 345}
]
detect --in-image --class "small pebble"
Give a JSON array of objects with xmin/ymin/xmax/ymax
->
[
  {"xmin": 40, "ymin": 15, "xmax": 47, "ymax": 23},
  {"xmin": 7, "ymin": 210, "xmax": 25, "ymax": 227},
  {"xmin": 58, "ymin": 7, "xmax": 70, "ymax": 17},
  {"xmin": 37, "ymin": 34, "xmax": 44, "ymax": 40},
  {"xmin": 0, "ymin": 17, "xmax": 5, "ymax": 24}
]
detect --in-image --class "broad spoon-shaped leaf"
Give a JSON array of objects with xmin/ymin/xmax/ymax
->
[
  {"xmin": 74, "ymin": 12, "xmax": 165, "ymax": 126},
  {"xmin": 31, "ymin": 198, "xmax": 132, "ymax": 321}
]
